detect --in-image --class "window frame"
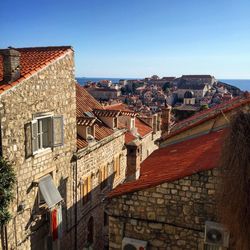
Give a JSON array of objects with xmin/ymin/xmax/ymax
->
[
  {"xmin": 32, "ymin": 115, "xmax": 53, "ymax": 155},
  {"xmin": 30, "ymin": 114, "xmax": 64, "ymax": 155},
  {"xmin": 114, "ymin": 155, "xmax": 121, "ymax": 178},
  {"xmin": 100, "ymin": 165, "xmax": 108, "ymax": 190},
  {"xmin": 113, "ymin": 117, "xmax": 118, "ymax": 128},
  {"xmin": 82, "ymin": 176, "xmax": 92, "ymax": 205}
]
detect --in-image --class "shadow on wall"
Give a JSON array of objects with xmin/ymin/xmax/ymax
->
[{"xmin": 0, "ymin": 160, "xmax": 117, "ymax": 250}]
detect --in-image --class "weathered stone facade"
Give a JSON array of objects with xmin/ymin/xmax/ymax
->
[
  {"xmin": 106, "ymin": 169, "xmax": 221, "ymax": 250},
  {"xmin": 72, "ymin": 130, "xmax": 127, "ymax": 250},
  {"xmin": 0, "ymin": 50, "xmax": 76, "ymax": 250}
]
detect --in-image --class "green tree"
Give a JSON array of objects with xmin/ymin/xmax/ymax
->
[
  {"xmin": 162, "ymin": 82, "xmax": 171, "ymax": 92},
  {"xmin": 200, "ymin": 104, "xmax": 209, "ymax": 110},
  {"xmin": 0, "ymin": 158, "xmax": 16, "ymax": 226}
]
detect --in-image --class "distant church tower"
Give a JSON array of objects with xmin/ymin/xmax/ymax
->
[{"xmin": 183, "ymin": 91, "xmax": 195, "ymax": 105}]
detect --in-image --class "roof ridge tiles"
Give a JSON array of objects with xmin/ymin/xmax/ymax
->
[{"xmin": 16, "ymin": 46, "xmax": 73, "ymax": 51}]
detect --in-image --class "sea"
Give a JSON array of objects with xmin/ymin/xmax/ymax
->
[{"xmin": 76, "ymin": 77, "xmax": 250, "ymax": 91}]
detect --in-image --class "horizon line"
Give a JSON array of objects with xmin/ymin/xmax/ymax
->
[{"xmin": 76, "ymin": 76, "xmax": 250, "ymax": 80}]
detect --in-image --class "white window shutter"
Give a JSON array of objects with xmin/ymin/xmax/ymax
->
[
  {"xmin": 31, "ymin": 120, "xmax": 39, "ymax": 154},
  {"xmin": 25, "ymin": 122, "xmax": 32, "ymax": 157},
  {"xmin": 52, "ymin": 115, "xmax": 64, "ymax": 147}
]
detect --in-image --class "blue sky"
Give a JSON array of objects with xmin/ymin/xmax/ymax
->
[{"xmin": 1, "ymin": 0, "xmax": 250, "ymax": 78}]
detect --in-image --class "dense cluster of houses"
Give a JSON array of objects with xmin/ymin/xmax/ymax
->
[
  {"xmin": 84, "ymin": 74, "xmax": 241, "ymax": 122},
  {"xmin": 0, "ymin": 46, "xmax": 248, "ymax": 250}
]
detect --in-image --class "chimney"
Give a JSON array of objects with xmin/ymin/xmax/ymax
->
[
  {"xmin": 126, "ymin": 141, "xmax": 141, "ymax": 181},
  {"xmin": 0, "ymin": 48, "xmax": 21, "ymax": 83},
  {"xmin": 161, "ymin": 102, "xmax": 172, "ymax": 134}
]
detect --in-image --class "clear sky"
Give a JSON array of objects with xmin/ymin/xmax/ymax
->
[{"xmin": 1, "ymin": 0, "xmax": 250, "ymax": 78}]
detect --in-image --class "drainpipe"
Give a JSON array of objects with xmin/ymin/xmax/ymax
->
[{"xmin": 72, "ymin": 154, "xmax": 78, "ymax": 250}]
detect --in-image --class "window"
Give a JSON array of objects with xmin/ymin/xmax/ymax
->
[
  {"xmin": 81, "ymin": 176, "xmax": 92, "ymax": 205},
  {"xmin": 87, "ymin": 126, "xmax": 93, "ymax": 136},
  {"xmin": 26, "ymin": 114, "xmax": 64, "ymax": 156},
  {"xmin": 100, "ymin": 165, "xmax": 108, "ymax": 190},
  {"xmin": 131, "ymin": 118, "xmax": 135, "ymax": 129},
  {"xmin": 87, "ymin": 217, "xmax": 94, "ymax": 245},
  {"xmin": 114, "ymin": 155, "xmax": 121, "ymax": 178},
  {"xmin": 37, "ymin": 189, "xmax": 46, "ymax": 207},
  {"xmin": 37, "ymin": 175, "xmax": 63, "ymax": 210},
  {"xmin": 104, "ymin": 212, "xmax": 109, "ymax": 227}
]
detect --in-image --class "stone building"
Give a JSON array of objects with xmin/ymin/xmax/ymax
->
[
  {"xmin": 182, "ymin": 75, "xmax": 216, "ymax": 86},
  {"xmin": 176, "ymin": 80, "xmax": 209, "ymax": 101},
  {"xmin": 105, "ymin": 103, "xmax": 162, "ymax": 181},
  {"xmin": 106, "ymin": 130, "xmax": 224, "ymax": 250},
  {"xmin": 72, "ymin": 84, "xmax": 127, "ymax": 250},
  {"xmin": 86, "ymin": 87, "xmax": 121, "ymax": 101},
  {"xmin": 106, "ymin": 94, "xmax": 250, "ymax": 250},
  {"xmin": 0, "ymin": 47, "xmax": 76, "ymax": 250}
]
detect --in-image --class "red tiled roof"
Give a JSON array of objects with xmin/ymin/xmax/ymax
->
[
  {"xmin": 77, "ymin": 117, "xmax": 96, "ymax": 126},
  {"xmin": 76, "ymin": 83, "xmax": 115, "ymax": 149},
  {"xmin": 125, "ymin": 132, "xmax": 137, "ymax": 144},
  {"xmin": 121, "ymin": 110, "xmax": 137, "ymax": 117},
  {"xmin": 162, "ymin": 94, "xmax": 250, "ymax": 141},
  {"xmin": 108, "ymin": 129, "xmax": 226, "ymax": 198},
  {"xmin": 77, "ymin": 121, "xmax": 114, "ymax": 150},
  {"xmin": 0, "ymin": 46, "xmax": 72, "ymax": 94},
  {"xmin": 95, "ymin": 121, "xmax": 114, "ymax": 141},
  {"xmin": 135, "ymin": 118, "xmax": 152, "ymax": 137},
  {"xmin": 105, "ymin": 103, "xmax": 130, "ymax": 111},
  {"xmin": 77, "ymin": 135, "xmax": 88, "ymax": 148},
  {"xmin": 76, "ymin": 83, "xmax": 103, "ymax": 117},
  {"xmin": 93, "ymin": 109, "xmax": 120, "ymax": 117},
  {"xmin": 105, "ymin": 103, "xmax": 137, "ymax": 117}
]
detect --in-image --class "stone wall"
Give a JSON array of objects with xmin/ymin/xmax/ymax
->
[
  {"xmin": 140, "ymin": 131, "xmax": 161, "ymax": 163},
  {"xmin": 107, "ymin": 168, "xmax": 222, "ymax": 250},
  {"xmin": 87, "ymin": 89, "xmax": 120, "ymax": 101},
  {"xmin": 0, "ymin": 51, "xmax": 76, "ymax": 250},
  {"xmin": 74, "ymin": 130, "xmax": 126, "ymax": 250}
]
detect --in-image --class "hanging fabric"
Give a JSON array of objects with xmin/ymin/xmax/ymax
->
[{"xmin": 51, "ymin": 208, "xmax": 58, "ymax": 241}]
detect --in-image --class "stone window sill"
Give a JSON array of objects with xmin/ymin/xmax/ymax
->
[{"xmin": 34, "ymin": 148, "xmax": 52, "ymax": 158}]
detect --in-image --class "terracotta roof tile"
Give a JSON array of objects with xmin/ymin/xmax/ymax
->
[
  {"xmin": 76, "ymin": 84, "xmax": 115, "ymax": 150},
  {"xmin": 77, "ymin": 135, "xmax": 88, "ymax": 148},
  {"xmin": 108, "ymin": 129, "xmax": 226, "ymax": 198},
  {"xmin": 135, "ymin": 117, "xmax": 152, "ymax": 137},
  {"xmin": 93, "ymin": 109, "xmax": 120, "ymax": 117},
  {"xmin": 125, "ymin": 132, "xmax": 137, "ymax": 144},
  {"xmin": 0, "ymin": 46, "xmax": 72, "ymax": 93},
  {"xmin": 105, "ymin": 103, "xmax": 130, "ymax": 111},
  {"xmin": 95, "ymin": 121, "xmax": 114, "ymax": 141},
  {"xmin": 76, "ymin": 84, "xmax": 103, "ymax": 117},
  {"xmin": 77, "ymin": 117, "xmax": 96, "ymax": 126},
  {"xmin": 77, "ymin": 121, "xmax": 114, "ymax": 150},
  {"xmin": 105, "ymin": 103, "xmax": 137, "ymax": 117}
]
